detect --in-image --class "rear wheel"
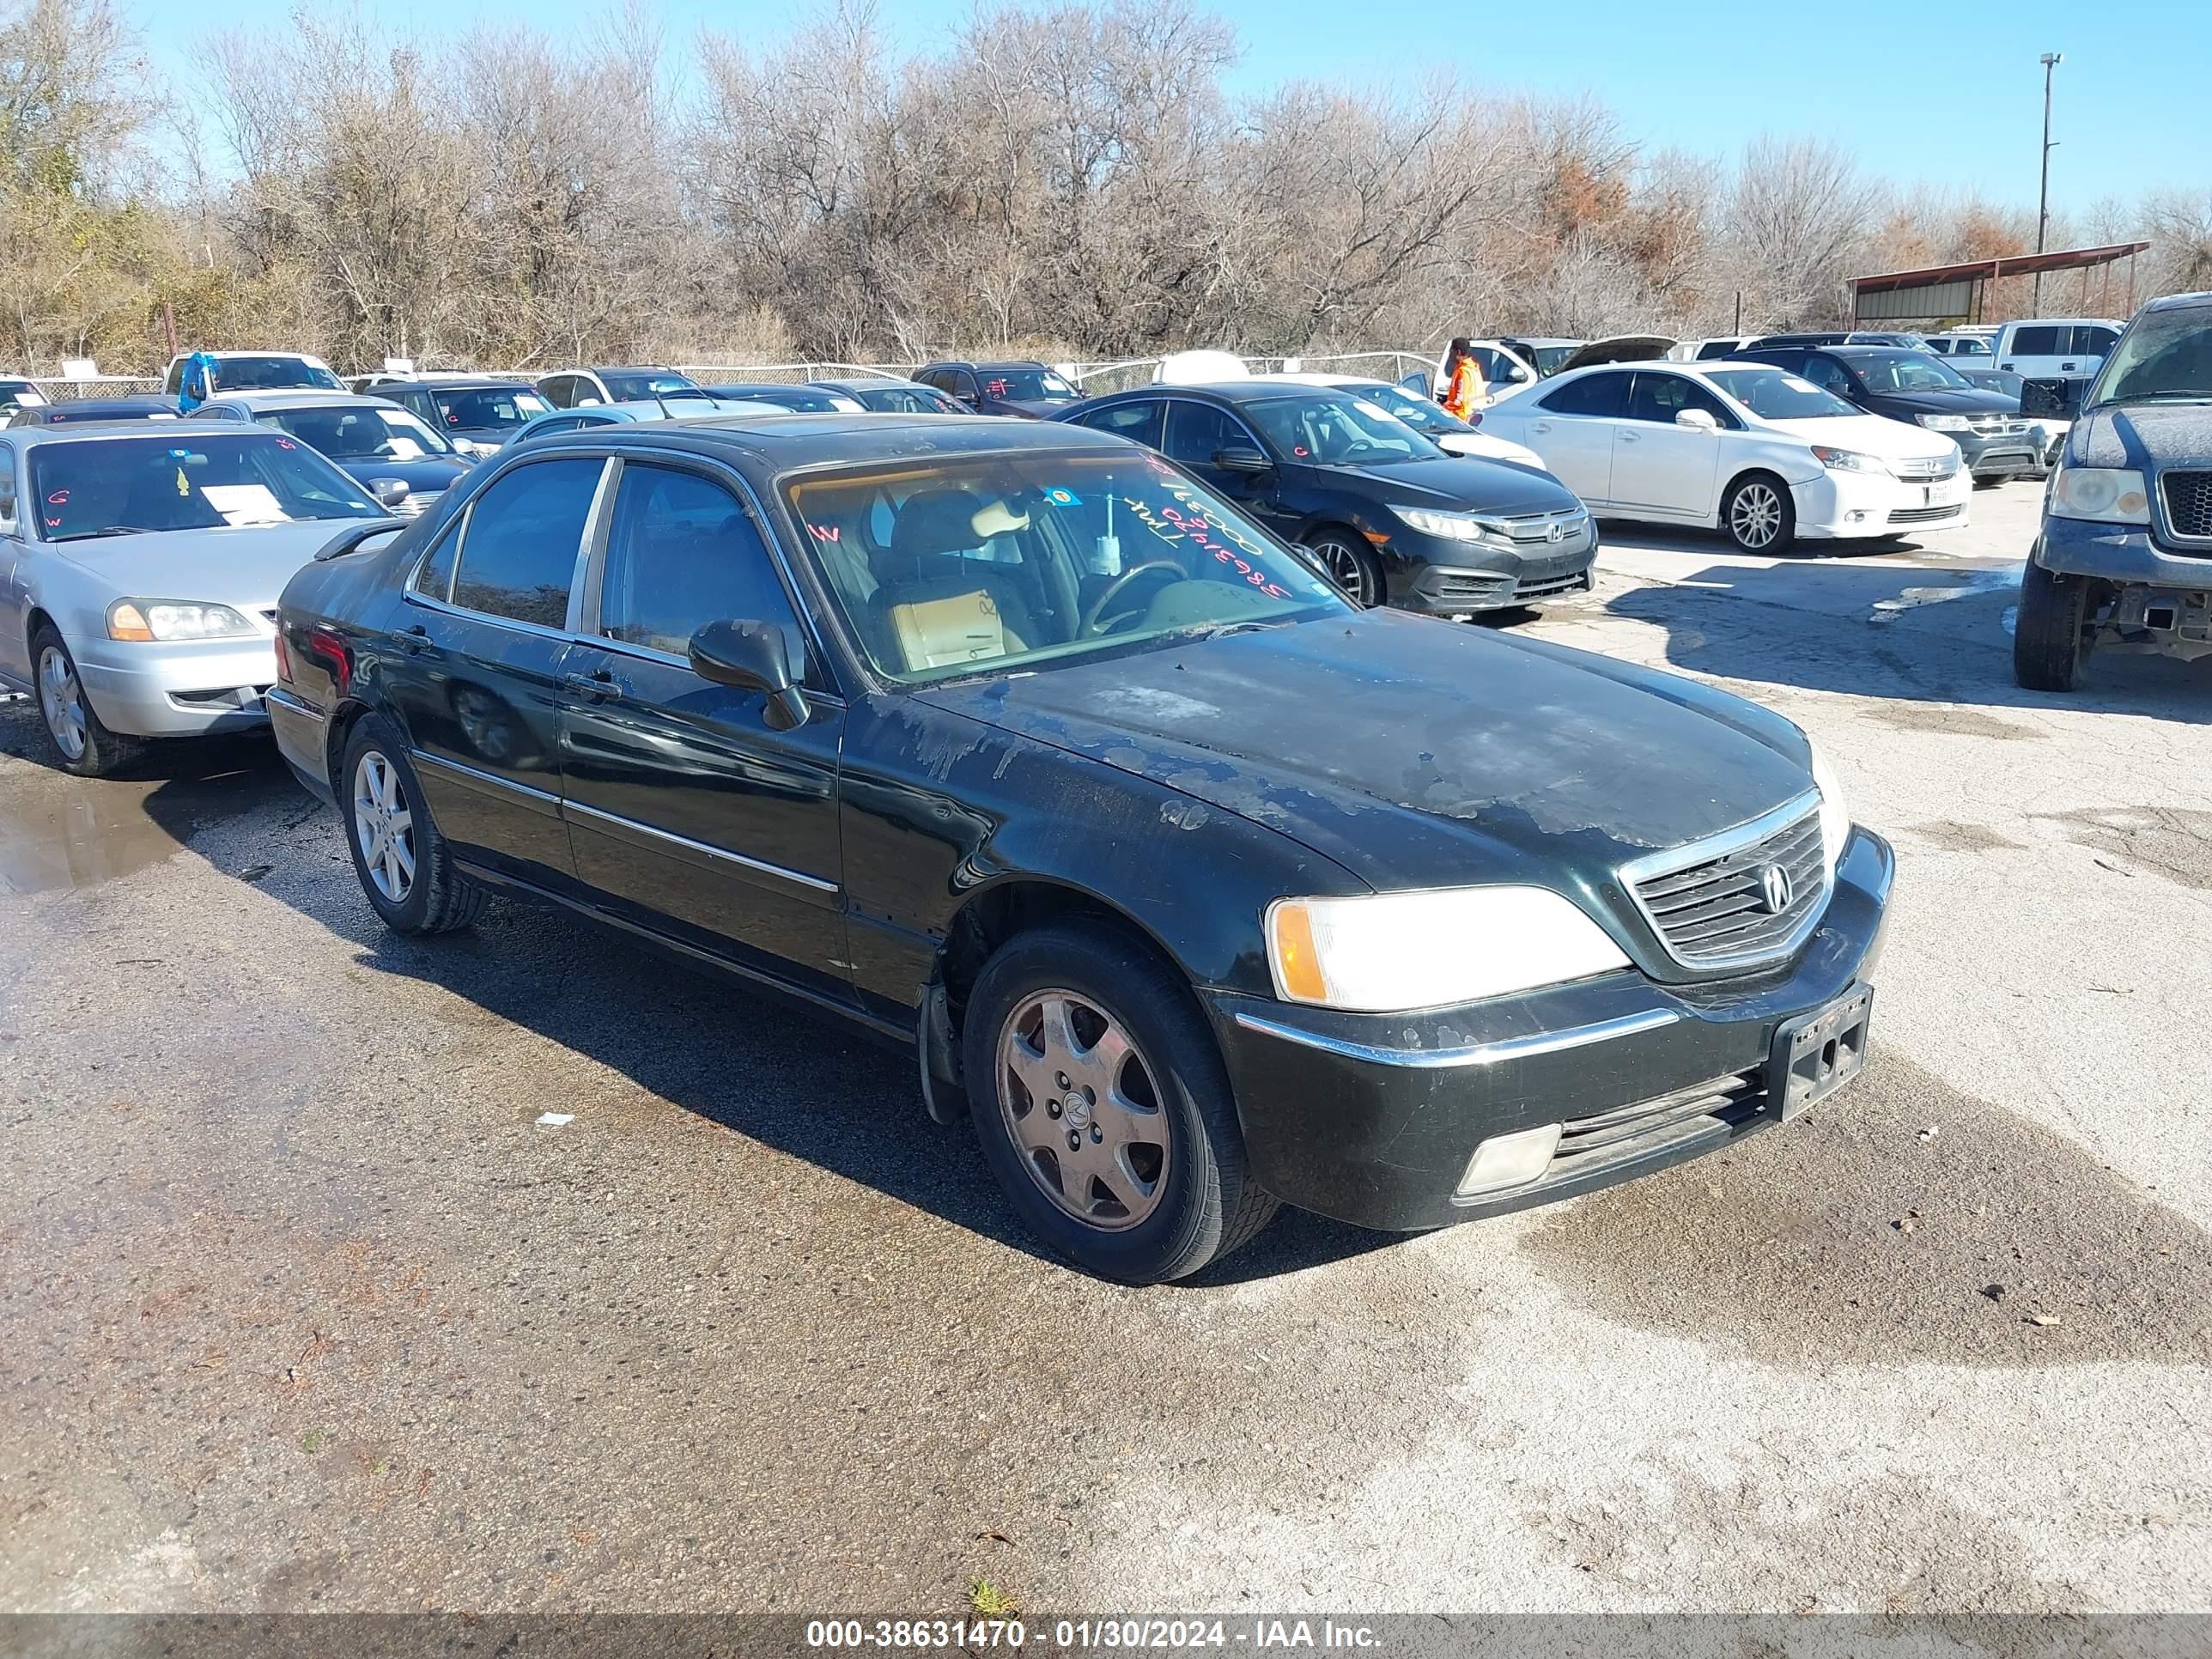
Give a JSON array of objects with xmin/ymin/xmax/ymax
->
[
  {"xmin": 2014, "ymin": 556, "xmax": 2097, "ymax": 692},
  {"xmin": 1305, "ymin": 527, "xmax": 1382, "ymax": 606},
  {"xmin": 32, "ymin": 625, "xmax": 143, "ymax": 778},
  {"xmin": 339, "ymin": 716, "xmax": 488, "ymax": 933},
  {"xmin": 963, "ymin": 923, "xmax": 1278, "ymax": 1283},
  {"xmin": 1723, "ymin": 472, "xmax": 1796, "ymax": 553}
]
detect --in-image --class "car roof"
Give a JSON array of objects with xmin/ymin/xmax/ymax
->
[
  {"xmin": 7, "ymin": 417, "xmax": 258, "ymax": 447},
  {"xmin": 550, "ymin": 411, "xmax": 1127, "ymax": 469},
  {"xmin": 1824, "ymin": 345, "xmax": 1939, "ymax": 361},
  {"xmin": 1077, "ymin": 381, "xmax": 1353, "ymax": 409},
  {"xmin": 556, "ymin": 365, "xmax": 686, "ymax": 376},
  {"xmin": 204, "ymin": 391, "xmax": 400, "ymax": 411},
  {"xmin": 379, "ymin": 377, "xmax": 531, "ymax": 393},
  {"xmin": 811, "ymin": 376, "xmax": 914, "ymax": 389},
  {"xmin": 926, "ymin": 359, "xmax": 1048, "ymax": 372},
  {"xmin": 2142, "ymin": 291, "xmax": 2212, "ymax": 314}
]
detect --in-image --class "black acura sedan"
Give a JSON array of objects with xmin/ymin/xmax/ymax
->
[
  {"xmin": 270, "ymin": 413, "xmax": 1891, "ymax": 1283},
  {"xmin": 1054, "ymin": 382, "xmax": 1595, "ymax": 612}
]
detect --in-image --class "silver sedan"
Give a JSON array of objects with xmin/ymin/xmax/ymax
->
[{"xmin": 0, "ymin": 422, "xmax": 396, "ymax": 775}]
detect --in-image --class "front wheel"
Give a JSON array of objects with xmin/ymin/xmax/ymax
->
[
  {"xmin": 1305, "ymin": 528, "xmax": 1382, "ymax": 607},
  {"xmin": 32, "ymin": 625, "xmax": 143, "ymax": 778},
  {"xmin": 2014, "ymin": 556, "xmax": 2097, "ymax": 692},
  {"xmin": 339, "ymin": 716, "xmax": 489, "ymax": 933},
  {"xmin": 1723, "ymin": 472, "xmax": 1796, "ymax": 553},
  {"xmin": 962, "ymin": 924, "xmax": 1279, "ymax": 1283}
]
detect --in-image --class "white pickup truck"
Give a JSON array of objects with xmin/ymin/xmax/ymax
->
[{"xmin": 1981, "ymin": 319, "xmax": 2124, "ymax": 414}]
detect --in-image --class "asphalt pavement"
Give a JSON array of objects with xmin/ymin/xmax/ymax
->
[{"xmin": 3, "ymin": 479, "xmax": 2207, "ymax": 1619}]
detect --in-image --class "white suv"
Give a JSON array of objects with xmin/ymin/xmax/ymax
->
[{"xmin": 1985, "ymin": 319, "xmax": 2123, "ymax": 382}]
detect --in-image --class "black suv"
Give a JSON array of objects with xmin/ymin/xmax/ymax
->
[
  {"xmin": 2015, "ymin": 291, "xmax": 2212, "ymax": 690},
  {"xmin": 914, "ymin": 361, "xmax": 1085, "ymax": 419},
  {"xmin": 1056, "ymin": 381, "xmax": 1594, "ymax": 613},
  {"xmin": 1729, "ymin": 344, "xmax": 2039, "ymax": 483}
]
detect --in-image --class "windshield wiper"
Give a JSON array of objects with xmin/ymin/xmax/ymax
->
[
  {"xmin": 52, "ymin": 525, "xmax": 155, "ymax": 541},
  {"xmin": 2102, "ymin": 391, "xmax": 2212, "ymax": 405},
  {"xmin": 1193, "ymin": 618, "xmax": 1296, "ymax": 641}
]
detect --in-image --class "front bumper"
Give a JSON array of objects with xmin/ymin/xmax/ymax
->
[
  {"xmin": 2037, "ymin": 517, "xmax": 2212, "ymax": 589},
  {"xmin": 1395, "ymin": 526, "xmax": 1600, "ymax": 614},
  {"xmin": 1793, "ymin": 467, "xmax": 1971, "ymax": 539},
  {"xmin": 1204, "ymin": 826, "xmax": 1894, "ymax": 1231},
  {"xmin": 1954, "ymin": 428, "xmax": 2041, "ymax": 478},
  {"xmin": 72, "ymin": 635, "xmax": 281, "ymax": 738}
]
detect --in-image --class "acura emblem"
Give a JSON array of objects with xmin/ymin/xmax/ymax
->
[{"xmin": 1759, "ymin": 864, "xmax": 1794, "ymax": 914}]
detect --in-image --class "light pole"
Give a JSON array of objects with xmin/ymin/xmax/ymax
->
[{"xmin": 2034, "ymin": 52, "xmax": 2062, "ymax": 313}]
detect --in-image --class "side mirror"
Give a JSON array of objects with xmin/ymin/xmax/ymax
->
[
  {"xmin": 1674, "ymin": 408, "xmax": 1719, "ymax": 433},
  {"xmin": 576, "ymin": 396, "xmax": 601, "ymax": 408},
  {"xmin": 1212, "ymin": 447, "xmax": 1273, "ymax": 474},
  {"xmin": 690, "ymin": 618, "xmax": 811, "ymax": 730},
  {"xmin": 368, "ymin": 477, "xmax": 412, "ymax": 509},
  {"xmin": 1510, "ymin": 366, "xmax": 1532, "ymax": 382}
]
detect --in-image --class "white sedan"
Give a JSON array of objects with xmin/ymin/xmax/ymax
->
[{"xmin": 1478, "ymin": 360, "xmax": 1969, "ymax": 552}]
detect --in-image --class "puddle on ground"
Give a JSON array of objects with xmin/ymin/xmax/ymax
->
[
  {"xmin": 0, "ymin": 709, "xmax": 290, "ymax": 895},
  {"xmin": 1523, "ymin": 1048, "xmax": 2212, "ymax": 1370},
  {"xmin": 2043, "ymin": 805, "xmax": 2212, "ymax": 892},
  {"xmin": 1904, "ymin": 821, "xmax": 2028, "ymax": 854},
  {"xmin": 1863, "ymin": 703, "xmax": 2045, "ymax": 741}
]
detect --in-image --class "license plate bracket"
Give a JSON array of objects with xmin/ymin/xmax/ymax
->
[{"xmin": 1767, "ymin": 983, "xmax": 1873, "ymax": 1121}]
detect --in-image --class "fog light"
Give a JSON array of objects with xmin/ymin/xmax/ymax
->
[
  {"xmin": 1847, "ymin": 510, "xmax": 1869, "ymax": 524},
  {"xmin": 1455, "ymin": 1122, "xmax": 1563, "ymax": 1198}
]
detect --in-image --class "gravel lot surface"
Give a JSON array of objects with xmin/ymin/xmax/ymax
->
[{"xmin": 3, "ymin": 480, "xmax": 2207, "ymax": 1618}]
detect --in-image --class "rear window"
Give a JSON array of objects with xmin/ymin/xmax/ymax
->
[{"xmin": 207, "ymin": 356, "xmax": 343, "ymax": 392}]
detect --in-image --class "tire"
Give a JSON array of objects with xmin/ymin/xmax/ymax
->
[
  {"xmin": 1722, "ymin": 471, "xmax": 1796, "ymax": 553},
  {"xmin": 1305, "ymin": 527, "xmax": 1383, "ymax": 607},
  {"xmin": 962, "ymin": 923, "xmax": 1279, "ymax": 1283},
  {"xmin": 339, "ymin": 715, "xmax": 489, "ymax": 933},
  {"xmin": 32, "ymin": 624, "xmax": 143, "ymax": 778},
  {"xmin": 2014, "ymin": 556, "xmax": 2096, "ymax": 692}
]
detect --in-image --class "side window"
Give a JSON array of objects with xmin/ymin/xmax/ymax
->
[
  {"xmin": 2009, "ymin": 325, "xmax": 2064, "ymax": 356},
  {"xmin": 1537, "ymin": 372, "xmax": 1630, "ymax": 417},
  {"xmin": 1164, "ymin": 402, "xmax": 1254, "ymax": 467},
  {"xmin": 1626, "ymin": 373, "xmax": 1735, "ymax": 428},
  {"xmin": 595, "ymin": 464, "xmax": 809, "ymax": 675},
  {"xmin": 1074, "ymin": 399, "xmax": 1165, "ymax": 450},
  {"xmin": 2073, "ymin": 325, "xmax": 2119, "ymax": 356},
  {"xmin": 947, "ymin": 371, "xmax": 979, "ymax": 402},
  {"xmin": 538, "ymin": 376, "xmax": 574, "ymax": 409},
  {"xmin": 449, "ymin": 457, "xmax": 605, "ymax": 629},
  {"xmin": 573, "ymin": 375, "xmax": 605, "ymax": 408},
  {"xmin": 412, "ymin": 515, "xmax": 462, "ymax": 601},
  {"xmin": 1799, "ymin": 356, "xmax": 1853, "ymax": 396}
]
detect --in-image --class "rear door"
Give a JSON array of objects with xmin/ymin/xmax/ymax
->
[
  {"xmin": 1612, "ymin": 373, "xmax": 1728, "ymax": 516},
  {"xmin": 560, "ymin": 456, "xmax": 850, "ymax": 997},
  {"xmin": 386, "ymin": 453, "xmax": 611, "ymax": 888},
  {"xmin": 1522, "ymin": 371, "xmax": 1632, "ymax": 502}
]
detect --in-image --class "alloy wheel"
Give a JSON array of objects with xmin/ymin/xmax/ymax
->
[
  {"xmin": 352, "ymin": 750, "xmax": 417, "ymax": 904},
  {"xmin": 37, "ymin": 646, "xmax": 87, "ymax": 761},
  {"xmin": 996, "ymin": 989, "xmax": 1171, "ymax": 1231},
  {"xmin": 1730, "ymin": 483, "xmax": 1784, "ymax": 550},
  {"xmin": 1314, "ymin": 538, "xmax": 1375, "ymax": 605}
]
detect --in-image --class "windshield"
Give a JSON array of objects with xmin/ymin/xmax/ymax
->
[
  {"xmin": 28, "ymin": 433, "xmax": 383, "ymax": 540},
  {"xmin": 1961, "ymin": 368, "xmax": 2026, "ymax": 397},
  {"xmin": 1704, "ymin": 368, "xmax": 1862, "ymax": 421},
  {"xmin": 1244, "ymin": 392, "xmax": 1440, "ymax": 465},
  {"xmin": 854, "ymin": 385, "xmax": 960, "ymax": 413},
  {"xmin": 255, "ymin": 404, "xmax": 454, "ymax": 459},
  {"xmin": 726, "ymin": 386, "xmax": 844, "ymax": 412},
  {"xmin": 432, "ymin": 387, "xmax": 550, "ymax": 431},
  {"xmin": 210, "ymin": 356, "xmax": 343, "ymax": 392},
  {"xmin": 1528, "ymin": 345, "xmax": 1581, "ymax": 375},
  {"xmin": 979, "ymin": 368, "xmax": 1079, "ymax": 403},
  {"xmin": 1342, "ymin": 381, "xmax": 1472, "ymax": 436},
  {"xmin": 1943, "ymin": 337, "xmax": 1993, "ymax": 356},
  {"xmin": 602, "ymin": 372, "xmax": 705, "ymax": 401},
  {"xmin": 785, "ymin": 450, "xmax": 1346, "ymax": 684},
  {"xmin": 1848, "ymin": 354, "xmax": 1972, "ymax": 393},
  {"xmin": 2091, "ymin": 307, "xmax": 2212, "ymax": 406}
]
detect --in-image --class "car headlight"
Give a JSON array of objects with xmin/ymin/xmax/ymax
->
[
  {"xmin": 453, "ymin": 438, "xmax": 497, "ymax": 458},
  {"xmin": 107, "ymin": 600, "xmax": 258, "ymax": 642},
  {"xmin": 1394, "ymin": 506, "xmax": 1496, "ymax": 544},
  {"xmin": 1805, "ymin": 738, "xmax": 1851, "ymax": 872},
  {"xmin": 1810, "ymin": 445, "xmax": 1875, "ymax": 471},
  {"xmin": 1265, "ymin": 886, "xmax": 1630, "ymax": 1012},
  {"xmin": 2048, "ymin": 465, "xmax": 2150, "ymax": 525},
  {"xmin": 1915, "ymin": 413, "xmax": 1972, "ymax": 432}
]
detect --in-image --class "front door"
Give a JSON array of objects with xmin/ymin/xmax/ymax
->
[
  {"xmin": 560, "ymin": 457, "xmax": 851, "ymax": 1000},
  {"xmin": 1611, "ymin": 373, "xmax": 1726, "ymax": 516},
  {"xmin": 1161, "ymin": 400, "xmax": 1297, "ymax": 538},
  {"xmin": 387, "ymin": 453, "xmax": 609, "ymax": 887}
]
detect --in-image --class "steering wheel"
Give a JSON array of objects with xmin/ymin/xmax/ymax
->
[{"xmin": 1079, "ymin": 561, "xmax": 1185, "ymax": 637}]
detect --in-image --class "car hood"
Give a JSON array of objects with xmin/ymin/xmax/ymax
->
[
  {"xmin": 1314, "ymin": 453, "xmax": 1579, "ymax": 514},
  {"xmin": 2070, "ymin": 400, "xmax": 2212, "ymax": 471},
  {"xmin": 995, "ymin": 398, "xmax": 1079, "ymax": 420},
  {"xmin": 50, "ymin": 520, "xmax": 358, "ymax": 605},
  {"xmin": 1760, "ymin": 413, "xmax": 1958, "ymax": 464},
  {"xmin": 332, "ymin": 455, "xmax": 472, "ymax": 491},
  {"xmin": 1863, "ymin": 386, "xmax": 2018, "ymax": 416},
  {"xmin": 917, "ymin": 608, "xmax": 1813, "ymax": 892}
]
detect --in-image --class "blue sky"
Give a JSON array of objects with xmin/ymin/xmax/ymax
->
[{"xmin": 137, "ymin": 0, "xmax": 2211, "ymax": 206}]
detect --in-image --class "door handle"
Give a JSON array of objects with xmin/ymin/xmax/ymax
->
[
  {"xmin": 1618, "ymin": 432, "xmax": 1638, "ymax": 443},
  {"xmin": 563, "ymin": 670, "xmax": 621, "ymax": 701},
  {"xmin": 1532, "ymin": 422, "xmax": 1552, "ymax": 434},
  {"xmin": 2060, "ymin": 362, "xmax": 2076, "ymax": 372},
  {"xmin": 398, "ymin": 623, "xmax": 428, "ymax": 653}
]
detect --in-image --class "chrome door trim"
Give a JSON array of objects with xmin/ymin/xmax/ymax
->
[
  {"xmin": 558, "ymin": 797, "xmax": 839, "ymax": 895},
  {"xmin": 410, "ymin": 749, "xmax": 562, "ymax": 813},
  {"xmin": 1230, "ymin": 1006, "xmax": 1678, "ymax": 1069}
]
